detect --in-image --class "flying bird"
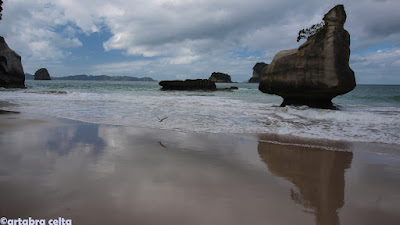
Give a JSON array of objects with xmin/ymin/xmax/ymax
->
[{"xmin": 157, "ymin": 116, "xmax": 168, "ymax": 122}]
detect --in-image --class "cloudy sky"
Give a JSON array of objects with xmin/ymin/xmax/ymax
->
[{"xmin": 1, "ymin": 0, "xmax": 399, "ymax": 83}]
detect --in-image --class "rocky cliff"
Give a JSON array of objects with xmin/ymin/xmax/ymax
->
[
  {"xmin": 249, "ymin": 62, "xmax": 268, "ymax": 83},
  {"xmin": 34, "ymin": 68, "xmax": 51, "ymax": 80},
  {"xmin": 0, "ymin": 37, "xmax": 25, "ymax": 88},
  {"xmin": 259, "ymin": 5, "xmax": 355, "ymax": 109}
]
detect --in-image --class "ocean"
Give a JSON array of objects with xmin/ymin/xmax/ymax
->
[{"xmin": 1, "ymin": 80, "xmax": 399, "ymax": 145}]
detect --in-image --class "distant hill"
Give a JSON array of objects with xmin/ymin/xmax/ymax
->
[
  {"xmin": 25, "ymin": 74, "xmax": 156, "ymax": 81},
  {"xmin": 25, "ymin": 73, "xmax": 35, "ymax": 80}
]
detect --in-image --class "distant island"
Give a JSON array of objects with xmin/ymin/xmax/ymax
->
[
  {"xmin": 25, "ymin": 73, "xmax": 35, "ymax": 80},
  {"xmin": 249, "ymin": 62, "xmax": 268, "ymax": 83},
  {"xmin": 34, "ymin": 68, "xmax": 51, "ymax": 80},
  {"xmin": 208, "ymin": 72, "xmax": 232, "ymax": 83},
  {"xmin": 25, "ymin": 74, "xmax": 156, "ymax": 81}
]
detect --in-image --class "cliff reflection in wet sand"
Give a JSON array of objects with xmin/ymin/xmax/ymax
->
[{"xmin": 258, "ymin": 141, "xmax": 353, "ymax": 225}]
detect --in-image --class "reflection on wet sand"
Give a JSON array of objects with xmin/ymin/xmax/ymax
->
[
  {"xmin": 258, "ymin": 141, "xmax": 353, "ymax": 225},
  {"xmin": 46, "ymin": 124, "xmax": 106, "ymax": 155},
  {"xmin": 2, "ymin": 113, "xmax": 400, "ymax": 225}
]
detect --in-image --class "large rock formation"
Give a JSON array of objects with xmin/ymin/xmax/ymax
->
[
  {"xmin": 34, "ymin": 68, "xmax": 51, "ymax": 80},
  {"xmin": 159, "ymin": 79, "xmax": 217, "ymax": 91},
  {"xmin": 208, "ymin": 72, "xmax": 232, "ymax": 83},
  {"xmin": 0, "ymin": 36, "xmax": 25, "ymax": 88},
  {"xmin": 249, "ymin": 62, "xmax": 268, "ymax": 83},
  {"xmin": 259, "ymin": 5, "xmax": 355, "ymax": 109}
]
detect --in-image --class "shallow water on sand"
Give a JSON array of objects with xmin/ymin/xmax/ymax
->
[{"xmin": 0, "ymin": 113, "xmax": 399, "ymax": 225}]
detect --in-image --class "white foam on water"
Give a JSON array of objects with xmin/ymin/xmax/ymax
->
[{"xmin": 1, "ymin": 88, "xmax": 399, "ymax": 145}]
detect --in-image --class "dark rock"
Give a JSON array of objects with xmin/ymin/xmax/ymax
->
[
  {"xmin": 249, "ymin": 62, "xmax": 268, "ymax": 83},
  {"xmin": 208, "ymin": 72, "xmax": 232, "ymax": 83},
  {"xmin": 0, "ymin": 36, "xmax": 25, "ymax": 88},
  {"xmin": 159, "ymin": 79, "xmax": 217, "ymax": 91},
  {"xmin": 138, "ymin": 77, "xmax": 156, "ymax": 81},
  {"xmin": 259, "ymin": 5, "xmax": 356, "ymax": 109},
  {"xmin": 34, "ymin": 68, "xmax": 51, "ymax": 80}
]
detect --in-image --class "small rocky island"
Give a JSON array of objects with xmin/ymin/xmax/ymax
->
[
  {"xmin": 159, "ymin": 79, "xmax": 238, "ymax": 91},
  {"xmin": 259, "ymin": 5, "xmax": 356, "ymax": 109},
  {"xmin": 208, "ymin": 72, "xmax": 232, "ymax": 83},
  {"xmin": 249, "ymin": 62, "xmax": 268, "ymax": 83},
  {"xmin": 0, "ymin": 36, "xmax": 25, "ymax": 88},
  {"xmin": 34, "ymin": 68, "xmax": 51, "ymax": 80},
  {"xmin": 160, "ymin": 79, "xmax": 217, "ymax": 91}
]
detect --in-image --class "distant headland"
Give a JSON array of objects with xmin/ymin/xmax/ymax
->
[{"xmin": 25, "ymin": 74, "xmax": 156, "ymax": 82}]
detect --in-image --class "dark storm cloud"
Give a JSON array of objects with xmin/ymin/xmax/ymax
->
[{"xmin": 345, "ymin": 0, "xmax": 400, "ymax": 49}]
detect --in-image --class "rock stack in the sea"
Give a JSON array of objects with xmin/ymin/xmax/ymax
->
[
  {"xmin": 159, "ymin": 79, "xmax": 217, "ymax": 91},
  {"xmin": 34, "ymin": 68, "xmax": 51, "ymax": 80},
  {"xmin": 0, "ymin": 36, "xmax": 25, "ymax": 88},
  {"xmin": 208, "ymin": 72, "xmax": 232, "ymax": 83},
  {"xmin": 249, "ymin": 62, "xmax": 268, "ymax": 83},
  {"xmin": 259, "ymin": 5, "xmax": 356, "ymax": 109}
]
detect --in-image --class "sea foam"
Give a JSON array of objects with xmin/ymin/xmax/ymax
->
[{"xmin": 1, "ymin": 82, "xmax": 399, "ymax": 145}]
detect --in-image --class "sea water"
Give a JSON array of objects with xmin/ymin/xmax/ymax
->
[{"xmin": 0, "ymin": 80, "xmax": 399, "ymax": 145}]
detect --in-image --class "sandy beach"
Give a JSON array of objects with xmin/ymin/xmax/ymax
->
[
  {"xmin": 2, "ymin": 1, "xmax": 400, "ymax": 225},
  {"xmin": 0, "ymin": 111, "xmax": 399, "ymax": 225}
]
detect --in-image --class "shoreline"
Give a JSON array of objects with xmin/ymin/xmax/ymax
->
[
  {"xmin": 1, "ymin": 110, "xmax": 400, "ymax": 225},
  {"xmin": 2, "ymin": 82, "xmax": 399, "ymax": 146},
  {"xmin": 2, "ymin": 109, "xmax": 399, "ymax": 153}
]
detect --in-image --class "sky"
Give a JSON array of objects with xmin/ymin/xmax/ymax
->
[{"xmin": 0, "ymin": 0, "xmax": 399, "ymax": 83}]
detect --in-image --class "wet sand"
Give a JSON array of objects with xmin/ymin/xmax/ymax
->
[{"xmin": 0, "ymin": 112, "xmax": 399, "ymax": 225}]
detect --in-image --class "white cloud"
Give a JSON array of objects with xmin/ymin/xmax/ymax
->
[
  {"xmin": 1, "ymin": 1, "xmax": 82, "ymax": 63},
  {"xmin": 92, "ymin": 60, "xmax": 153, "ymax": 74},
  {"xmin": 99, "ymin": 0, "xmax": 319, "ymax": 57},
  {"xmin": 168, "ymin": 55, "xmax": 200, "ymax": 65},
  {"xmin": 351, "ymin": 49, "xmax": 400, "ymax": 68},
  {"xmin": 350, "ymin": 48, "xmax": 400, "ymax": 84},
  {"xmin": 1, "ymin": 0, "xmax": 400, "ymax": 82}
]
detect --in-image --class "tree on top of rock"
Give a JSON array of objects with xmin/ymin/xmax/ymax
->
[
  {"xmin": 0, "ymin": 0, "xmax": 3, "ymax": 20},
  {"xmin": 297, "ymin": 21, "xmax": 326, "ymax": 42}
]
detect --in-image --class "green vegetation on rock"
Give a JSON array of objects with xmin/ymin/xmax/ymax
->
[{"xmin": 297, "ymin": 21, "xmax": 326, "ymax": 42}]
